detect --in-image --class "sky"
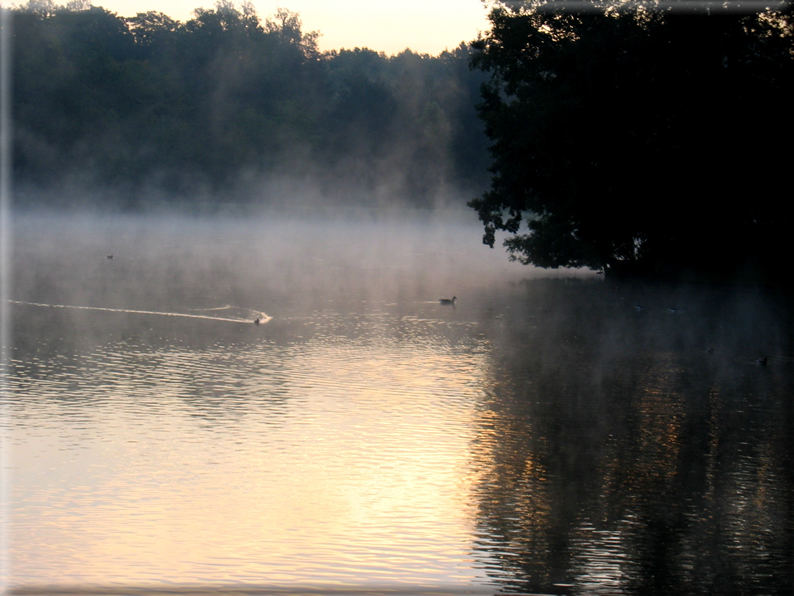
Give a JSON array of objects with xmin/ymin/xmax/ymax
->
[{"xmin": 91, "ymin": 0, "xmax": 493, "ymax": 56}]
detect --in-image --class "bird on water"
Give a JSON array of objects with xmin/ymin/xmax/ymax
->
[
  {"xmin": 254, "ymin": 318, "xmax": 260, "ymax": 326},
  {"xmin": 440, "ymin": 296, "xmax": 457, "ymax": 305}
]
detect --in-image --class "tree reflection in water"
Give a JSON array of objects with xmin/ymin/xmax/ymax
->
[{"xmin": 469, "ymin": 279, "xmax": 793, "ymax": 595}]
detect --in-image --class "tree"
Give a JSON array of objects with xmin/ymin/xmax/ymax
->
[
  {"xmin": 126, "ymin": 10, "xmax": 181, "ymax": 49},
  {"xmin": 469, "ymin": 0, "xmax": 793, "ymax": 280},
  {"xmin": 263, "ymin": 7, "xmax": 320, "ymax": 58}
]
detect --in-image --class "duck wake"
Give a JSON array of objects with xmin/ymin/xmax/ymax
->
[{"xmin": 8, "ymin": 300, "xmax": 272, "ymax": 324}]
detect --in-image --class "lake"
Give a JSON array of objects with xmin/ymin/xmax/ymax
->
[{"xmin": 2, "ymin": 209, "xmax": 792, "ymax": 595}]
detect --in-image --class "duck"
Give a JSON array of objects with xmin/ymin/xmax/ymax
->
[
  {"xmin": 439, "ymin": 296, "xmax": 457, "ymax": 305},
  {"xmin": 254, "ymin": 318, "xmax": 260, "ymax": 326},
  {"xmin": 756, "ymin": 356, "xmax": 767, "ymax": 366}
]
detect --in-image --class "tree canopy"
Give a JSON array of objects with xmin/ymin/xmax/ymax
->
[
  {"xmin": 12, "ymin": 0, "xmax": 490, "ymax": 206},
  {"xmin": 469, "ymin": 0, "xmax": 793, "ymax": 281}
]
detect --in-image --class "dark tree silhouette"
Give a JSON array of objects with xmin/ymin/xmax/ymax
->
[{"xmin": 469, "ymin": 1, "xmax": 793, "ymax": 281}]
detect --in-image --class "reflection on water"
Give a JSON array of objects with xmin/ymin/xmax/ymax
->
[
  {"xmin": 469, "ymin": 282, "xmax": 793, "ymax": 594},
  {"xmin": 3, "ymin": 212, "xmax": 793, "ymax": 594},
  {"xmin": 8, "ymin": 313, "xmax": 490, "ymax": 587}
]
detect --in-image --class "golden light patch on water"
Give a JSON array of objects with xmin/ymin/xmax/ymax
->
[{"xmin": 6, "ymin": 314, "xmax": 494, "ymax": 588}]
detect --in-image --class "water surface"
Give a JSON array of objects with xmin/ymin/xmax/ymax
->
[{"xmin": 3, "ymin": 211, "xmax": 792, "ymax": 594}]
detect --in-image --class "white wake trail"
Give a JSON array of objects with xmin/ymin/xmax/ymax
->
[{"xmin": 8, "ymin": 300, "xmax": 272, "ymax": 324}]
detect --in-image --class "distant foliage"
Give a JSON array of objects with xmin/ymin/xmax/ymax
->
[
  {"xmin": 12, "ymin": 1, "xmax": 490, "ymax": 204},
  {"xmin": 469, "ymin": 0, "xmax": 793, "ymax": 282}
]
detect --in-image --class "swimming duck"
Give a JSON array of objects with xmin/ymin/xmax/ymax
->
[
  {"xmin": 440, "ymin": 296, "xmax": 457, "ymax": 305},
  {"xmin": 756, "ymin": 356, "xmax": 767, "ymax": 366},
  {"xmin": 254, "ymin": 318, "xmax": 260, "ymax": 326}
]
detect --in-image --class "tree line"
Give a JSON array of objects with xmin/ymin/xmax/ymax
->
[
  {"xmin": 14, "ymin": 0, "xmax": 794, "ymax": 281},
  {"xmin": 12, "ymin": 0, "xmax": 490, "ymax": 206}
]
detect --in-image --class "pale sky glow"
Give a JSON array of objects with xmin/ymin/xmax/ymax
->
[{"xmin": 91, "ymin": 0, "xmax": 493, "ymax": 55}]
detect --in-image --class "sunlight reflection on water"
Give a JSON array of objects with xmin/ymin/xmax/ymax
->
[{"xmin": 8, "ymin": 310, "xmax": 496, "ymax": 586}]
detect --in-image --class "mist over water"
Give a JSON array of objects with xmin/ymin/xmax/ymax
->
[{"xmin": 3, "ymin": 209, "xmax": 792, "ymax": 594}]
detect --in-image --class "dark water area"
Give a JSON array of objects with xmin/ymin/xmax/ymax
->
[
  {"xmin": 3, "ymin": 211, "xmax": 793, "ymax": 595},
  {"xmin": 471, "ymin": 280, "xmax": 794, "ymax": 594}
]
